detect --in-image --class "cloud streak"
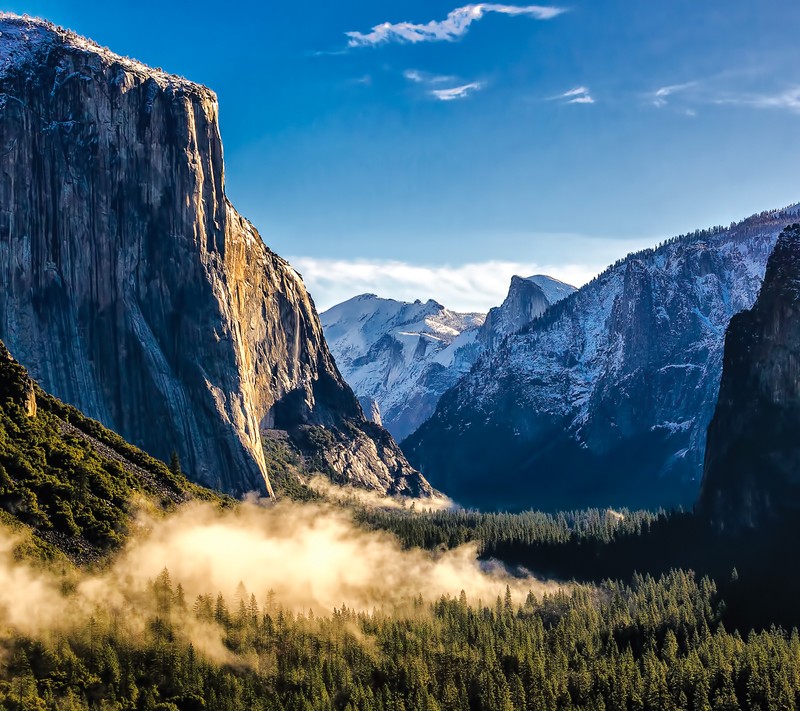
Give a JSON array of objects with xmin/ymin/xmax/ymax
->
[
  {"xmin": 651, "ymin": 81, "xmax": 697, "ymax": 108},
  {"xmin": 347, "ymin": 4, "xmax": 565, "ymax": 47},
  {"xmin": 715, "ymin": 86, "xmax": 800, "ymax": 113},
  {"xmin": 403, "ymin": 69, "xmax": 481, "ymax": 101},
  {"xmin": 431, "ymin": 81, "xmax": 483, "ymax": 101},
  {"xmin": 648, "ymin": 80, "xmax": 800, "ymax": 114},
  {"xmin": 552, "ymin": 86, "xmax": 594, "ymax": 104},
  {"xmin": 404, "ymin": 69, "xmax": 457, "ymax": 85},
  {"xmin": 289, "ymin": 257, "xmax": 601, "ymax": 312}
]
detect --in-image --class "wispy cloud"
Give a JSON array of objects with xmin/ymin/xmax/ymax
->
[
  {"xmin": 551, "ymin": 86, "xmax": 595, "ymax": 104},
  {"xmin": 430, "ymin": 82, "xmax": 484, "ymax": 101},
  {"xmin": 403, "ymin": 69, "xmax": 483, "ymax": 101},
  {"xmin": 404, "ymin": 69, "xmax": 426, "ymax": 83},
  {"xmin": 347, "ymin": 4, "xmax": 565, "ymax": 47},
  {"xmin": 648, "ymin": 79, "xmax": 800, "ymax": 115},
  {"xmin": 650, "ymin": 81, "xmax": 697, "ymax": 108},
  {"xmin": 288, "ymin": 258, "xmax": 600, "ymax": 312},
  {"xmin": 715, "ymin": 87, "xmax": 800, "ymax": 113},
  {"xmin": 348, "ymin": 75, "xmax": 373, "ymax": 86},
  {"xmin": 403, "ymin": 69, "xmax": 456, "ymax": 85}
]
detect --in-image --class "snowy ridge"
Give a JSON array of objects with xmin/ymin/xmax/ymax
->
[
  {"xmin": 322, "ymin": 295, "xmax": 485, "ymax": 441},
  {"xmin": 0, "ymin": 14, "xmax": 209, "ymax": 95},
  {"xmin": 322, "ymin": 274, "xmax": 575, "ymax": 442},
  {"xmin": 527, "ymin": 275, "xmax": 576, "ymax": 305},
  {"xmin": 405, "ymin": 204, "xmax": 800, "ymax": 511}
]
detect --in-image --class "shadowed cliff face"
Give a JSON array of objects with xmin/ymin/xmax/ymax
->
[
  {"xmin": 0, "ymin": 15, "xmax": 430, "ymax": 498},
  {"xmin": 699, "ymin": 224, "xmax": 800, "ymax": 532}
]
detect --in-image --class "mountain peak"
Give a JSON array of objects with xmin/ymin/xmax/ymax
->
[{"xmin": 477, "ymin": 273, "xmax": 574, "ymax": 350}]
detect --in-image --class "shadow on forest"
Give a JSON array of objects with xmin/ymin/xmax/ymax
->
[{"xmin": 484, "ymin": 512, "xmax": 800, "ymax": 632}]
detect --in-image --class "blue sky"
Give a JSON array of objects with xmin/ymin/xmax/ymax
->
[{"xmin": 8, "ymin": 1, "xmax": 800, "ymax": 310}]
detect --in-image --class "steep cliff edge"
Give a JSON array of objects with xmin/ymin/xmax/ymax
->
[
  {"xmin": 0, "ymin": 15, "xmax": 430, "ymax": 497},
  {"xmin": 698, "ymin": 225, "xmax": 800, "ymax": 531},
  {"xmin": 478, "ymin": 275, "xmax": 575, "ymax": 350}
]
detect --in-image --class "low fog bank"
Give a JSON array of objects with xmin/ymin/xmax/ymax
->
[{"xmin": 0, "ymin": 499, "xmax": 562, "ymax": 662}]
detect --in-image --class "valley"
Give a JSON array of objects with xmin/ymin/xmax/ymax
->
[{"xmin": 0, "ymin": 8, "xmax": 799, "ymax": 711}]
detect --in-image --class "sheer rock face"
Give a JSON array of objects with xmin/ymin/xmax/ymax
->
[
  {"xmin": 698, "ymin": 225, "xmax": 800, "ymax": 532},
  {"xmin": 0, "ymin": 15, "xmax": 431, "ymax": 497},
  {"xmin": 478, "ymin": 276, "xmax": 573, "ymax": 350},
  {"xmin": 358, "ymin": 397, "xmax": 383, "ymax": 427}
]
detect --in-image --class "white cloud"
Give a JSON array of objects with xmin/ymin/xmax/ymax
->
[
  {"xmin": 403, "ymin": 69, "xmax": 457, "ymax": 85},
  {"xmin": 651, "ymin": 81, "xmax": 697, "ymax": 108},
  {"xmin": 551, "ymin": 86, "xmax": 594, "ymax": 104},
  {"xmin": 430, "ymin": 82, "xmax": 483, "ymax": 101},
  {"xmin": 560, "ymin": 86, "xmax": 589, "ymax": 98},
  {"xmin": 649, "ymin": 81, "xmax": 800, "ymax": 114},
  {"xmin": 716, "ymin": 86, "xmax": 800, "ymax": 112},
  {"xmin": 347, "ymin": 4, "xmax": 565, "ymax": 47},
  {"xmin": 287, "ymin": 257, "xmax": 602, "ymax": 313}
]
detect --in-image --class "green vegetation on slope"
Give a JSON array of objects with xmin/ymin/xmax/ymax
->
[
  {"xmin": 0, "ymin": 343, "xmax": 229, "ymax": 561},
  {"xmin": 3, "ymin": 342, "xmax": 800, "ymax": 710}
]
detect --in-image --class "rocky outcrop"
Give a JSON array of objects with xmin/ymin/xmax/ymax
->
[
  {"xmin": 0, "ymin": 341, "xmax": 36, "ymax": 417},
  {"xmin": 405, "ymin": 208, "xmax": 798, "ymax": 511},
  {"xmin": 478, "ymin": 275, "xmax": 574, "ymax": 350},
  {"xmin": 698, "ymin": 225, "xmax": 800, "ymax": 531},
  {"xmin": 0, "ymin": 15, "xmax": 431, "ymax": 498}
]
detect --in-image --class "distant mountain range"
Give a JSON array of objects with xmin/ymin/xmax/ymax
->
[
  {"xmin": 404, "ymin": 207, "xmax": 800, "ymax": 511},
  {"xmin": 322, "ymin": 275, "xmax": 575, "ymax": 441}
]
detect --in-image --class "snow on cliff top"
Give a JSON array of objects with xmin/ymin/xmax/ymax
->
[
  {"xmin": 321, "ymin": 293, "xmax": 484, "ymax": 358},
  {"xmin": 0, "ymin": 13, "xmax": 211, "ymax": 94},
  {"xmin": 526, "ymin": 275, "xmax": 577, "ymax": 304}
]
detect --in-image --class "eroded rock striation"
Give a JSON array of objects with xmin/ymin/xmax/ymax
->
[
  {"xmin": 698, "ymin": 224, "xmax": 800, "ymax": 531},
  {"xmin": 0, "ymin": 15, "xmax": 430, "ymax": 497}
]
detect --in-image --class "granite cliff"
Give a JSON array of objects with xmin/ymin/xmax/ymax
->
[
  {"xmin": 698, "ymin": 225, "xmax": 800, "ymax": 531},
  {"xmin": 0, "ymin": 15, "xmax": 430, "ymax": 497}
]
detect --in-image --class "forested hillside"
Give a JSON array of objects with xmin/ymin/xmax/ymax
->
[{"xmin": 0, "ymin": 341, "xmax": 229, "ymax": 562}]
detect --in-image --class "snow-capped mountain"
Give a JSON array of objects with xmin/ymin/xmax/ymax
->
[
  {"xmin": 322, "ymin": 275, "xmax": 574, "ymax": 441},
  {"xmin": 404, "ymin": 206, "xmax": 800, "ymax": 511},
  {"xmin": 321, "ymin": 296, "xmax": 484, "ymax": 441}
]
